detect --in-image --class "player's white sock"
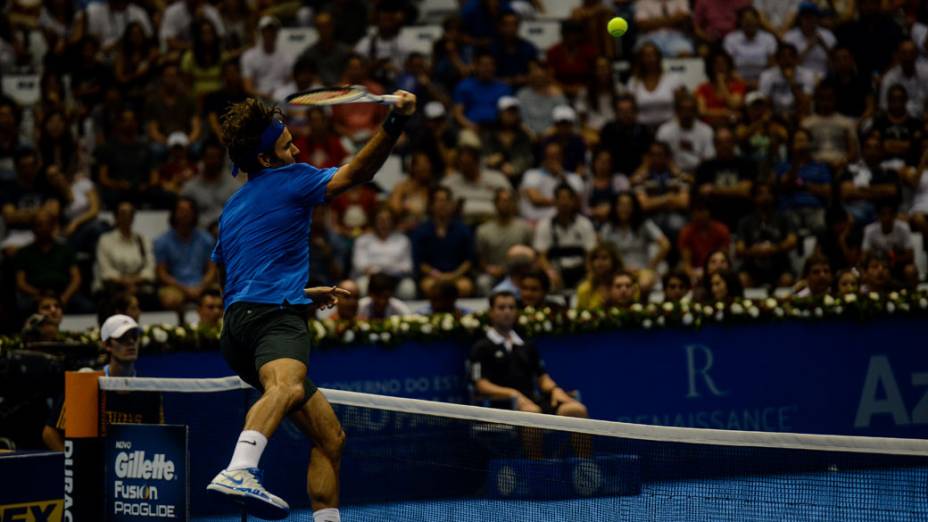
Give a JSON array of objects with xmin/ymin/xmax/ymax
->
[
  {"xmin": 227, "ymin": 430, "xmax": 268, "ymax": 470},
  {"xmin": 313, "ymin": 508, "xmax": 340, "ymax": 522}
]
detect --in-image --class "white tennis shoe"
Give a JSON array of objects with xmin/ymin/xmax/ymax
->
[{"xmin": 207, "ymin": 467, "xmax": 289, "ymax": 520}]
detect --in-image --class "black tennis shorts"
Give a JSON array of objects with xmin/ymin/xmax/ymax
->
[{"xmin": 220, "ymin": 302, "xmax": 318, "ymax": 402}]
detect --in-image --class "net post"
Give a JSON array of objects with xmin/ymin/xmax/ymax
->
[{"xmin": 64, "ymin": 370, "xmax": 105, "ymax": 521}]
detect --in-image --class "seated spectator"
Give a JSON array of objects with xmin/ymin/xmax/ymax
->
[
  {"xmin": 601, "ymin": 191, "xmax": 670, "ymax": 294},
  {"xmin": 79, "ymin": 0, "xmax": 153, "ymax": 55},
  {"xmin": 493, "ymin": 244, "xmax": 539, "ymax": 298},
  {"xmin": 482, "ymin": 96, "xmax": 535, "ymax": 184},
  {"xmin": 114, "ymin": 22, "xmax": 162, "ymax": 109},
  {"xmin": 389, "ymin": 151, "xmax": 435, "ymax": 231},
  {"xmin": 735, "ymin": 92, "xmax": 789, "ymax": 173},
  {"xmin": 534, "ymin": 184, "xmax": 597, "ymax": 290},
  {"xmin": 441, "ymin": 145, "xmax": 511, "ymax": 225},
  {"xmin": 795, "ymin": 253, "xmax": 833, "ymax": 297},
  {"xmin": 204, "ymin": 60, "xmax": 248, "ymax": 140},
  {"xmin": 155, "ymin": 133, "xmax": 197, "ymax": 204},
  {"xmin": 491, "ymin": 12, "xmax": 537, "ymax": 88},
  {"xmin": 632, "ymin": 141, "xmax": 690, "ymax": 242},
  {"xmin": 694, "ymin": 126, "xmax": 756, "ymax": 230},
  {"xmin": 575, "ymin": 56, "xmax": 620, "ymax": 133},
  {"xmin": 328, "ymin": 279, "xmax": 360, "ymax": 322},
  {"xmin": 70, "ymin": 37, "xmax": 114, "ymax": 111},
  {"xmin": 453, "ymin": 51, "xmax": 511, "ymax": 131},
  {"xmin": 296, "ymin": 11, "xmax": 352, "ymax": 86},
  {"xmin": 656, "ymin": 93, "xmax": 716, "ymax": 174},
  {"xmin": 416, "ymin": 279, "xmax": 470, "ymax": 318},
  {"xmin": 695, "ymin": 49, "xmax": 747, "ymax": 127},
  {"xmin": 635, "ymin": 0, "xmax": 695, "ymax": 57},
  {"xmin": 678, "ymin": 198, "xmax": 731, "ymax": 284},
  {"xmin": 865, "ymin": 85, "xmax": 923, "ymax": 166},
  {"xmin": 605, "ymin": 271, "xmax": 638, "ymax": 309},
  {"xmin": 576, "ymin": 243, "xmax": 621, "ymax": 310},
  {"xmin": 783, "ymin": 2, "xmax": 836, "ymax": 78},
  {"xmin": 862, "ymin": 200, "xmax": 916, "ymax": 283},
  {"xmin": 599, "ymin": 95, "xmax": 653, "ymax": 176},
  {"xmin": 469, "ymin": 291, "xmax": 587, "ymax": 418},
  {"xmin": 758, "ymin": 43, "xmax": 817, "ymax": 119},
  {"xmin": 626, "ymin": 42, "xmax": 685, "ymax": 129},
  {"xmin": 181, "ymin": 139, "xmax": 239, "ymax": 232},
  {"xmin": 332, "ymin": 55, "xmax": 388, "ymax": 143},
  {"xmin": 43, "ymin": 314, "xmax": 163, "ymax": 451},
  {"xmin": 430, "ymin": 14, "xmax": 475, "ymax": 92},
  {"xmin": 192, "ymin": 288, "xmax": 223, "ymax": 330},
  {"xmin": 45, "ymin": 161, "xmax": 104, "ymax": 257},
  {"xmin": 516, "ymin": 59, "xmax": 567, "ymax": 137},
  {"xmin": 352, "ymin": 206, "xmax": 416, "ymax": 300},
  {"xmin": 21, "ymin": 294, "xmax": 63, "ymax": 344},
  {"xmin": 571, "ymin": 0, "xmax": 620, "ymax": 59},
  {"xmin": 155, "ymin": 197, "xmax": 217, "ymax": 317},
  {"xmin": 801, "ymin": 81, "xmax": 859, "ymax": 172},
  {"xmin": 835, "ymin": 267, "xmax": 859, "ymax": 296},
  {"xmin": 546, "ymin": 19, "xmax": 597, "ymax": 98},
  {"xmin": 293, "ymin": 107, "xmax": 348, "ymax": 169},
  {"xmin": 411, "ymin": 187, "xmax": 475, "ymax": 297},
  {"xmin": 239, "ymin": 16, "xmax": 292, "ymax": 100},
  {"xmin": 736, "ymin": 183, "xmax": 798, "ymax": 288},
  {"xmin": 703, "ymin": 269, "xmax": 743, "ymax": 303},
  {"xmin": 97, "ymin": 291, "xmax": 142, "ymax": 326},
  {"xmin": 14, "ymin": 209, "xmax": 89, "ymax": 313},
  {"xmin": 838, "ymin": 131, "xmax": 900, "ymax": 226},
  {"xmin": 1, "ymin": 147, "xmax": 60, "ymax": 253},
  {"xmin": 724, "ymin": 6, "xmax": 778, "ymax": 87},
  {"xmin": 858, "ymin": 251, "xmax": 892, "ymax": 295},
  {"xmin": 181, "ymin": 18, "xmax": 225, "ymax": 101},
  {"xmin": 357, "ymin": 273, "xmax": 411, "ymax": 320},
  {"xmin": 539, "ymin": 105, "xmax": 588, "ymax": 176},
  {"xmin": 353, "ymin": 1, "xmax": 412, "ymax": 83},
  {"xmin": 94, "ymin": 200, "xmax": 157, "ymax": 303},
  {"xmin": 37, "ymin": 109, "xmax": 80, "ymax": 183},
  {"xmin": 824, "ymin": 46, "xmax": 873, "ymax": 120},
  {"xmin": 518, "ymin": 269, "xmax": 565, "ymax": 312},
  {"xmin": 587, "ymin": 148, "xmax": 631, "ymax": 229},
  {"xmin": 476, "ymin": 189, "xmax": 533, "ymax": 295},
  {"xmin": 273, "ymin": 57, "xmax": 323, "ymax": 107},
  {"xmin": 905, "ymin": 151, "xmax": 928, "ymax": 241},
  {"xmin": 878, "ymin": 40, "xmax": 928, "ymax": 120},
  {"xmin": 328, "ymin": 179, "xmax": 379, "ymax": 238},
  {"xmin": 694, "ymin": 0, "xmax": 752, "ymax": 44},
  {"xmin": 776, "ymin": 128, "xmax": 832, "ymax": 235},
  {"xmin": 662, "ymin": 270, "xmax": 691, "ymax": 302},
  {"xmin": 519, "ymin": 141, "xmax": 585, "ymax": 224},
  {"xmin": 160, "ymin": 0, "xmax": 224, "ymax": 54},
  {"xmin": 407, "ymin": 101, "xmax": 457, "ymax": 175},
  {"xmin": 144, "ymin": 62, "xmax": 202, "ymax": 160}
]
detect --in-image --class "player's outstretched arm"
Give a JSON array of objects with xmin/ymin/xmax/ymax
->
[{"xmin": 325, "ymin": 90, "xmax": 417, "ymax": 199}]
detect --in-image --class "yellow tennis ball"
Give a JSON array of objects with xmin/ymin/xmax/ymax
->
[{"xmin": 607, "ymin": 17, "xmax": 628, "ymax": 38}]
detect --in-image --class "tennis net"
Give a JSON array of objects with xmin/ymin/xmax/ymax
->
[{"xmin": 98, "ymin": 376, "xmax": 928, "ymax": 521}]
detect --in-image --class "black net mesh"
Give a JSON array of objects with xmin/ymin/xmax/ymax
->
[{"xmin": 102, "ymin": 383, "xmax": 928, "ymax": 522}]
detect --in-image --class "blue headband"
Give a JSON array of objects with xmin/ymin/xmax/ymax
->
[{"xmin": 231, "ymin": 118, "xmax": 286, "ymax": 177}]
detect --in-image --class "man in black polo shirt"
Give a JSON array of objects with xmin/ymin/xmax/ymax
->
[{"xmin": 469, "ymin": 291, "xmax": 587, "ymax": 418}]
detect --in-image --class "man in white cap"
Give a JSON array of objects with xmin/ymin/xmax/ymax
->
[
  {"xmin": 539, "ymin": 105, "xmax": 588, "ymax": 176},
  {"xmin": 241, "ymin": 16, "xmax": 294, "ymax": 100},
  {"xmin": 42, "ymin": 314, "xmax": 162, "ymax": 451}
]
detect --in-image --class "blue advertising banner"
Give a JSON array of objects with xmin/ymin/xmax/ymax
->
[
  {"xmin": 105, "ymin": 424, "xmax": 188, "ymax": 522},
  {"xmin": 137, "ymin": 316, "xmax": 928, "ymax": 439},
  {"xmin": 0, "ymin": 451, "xmax": 63, "ymax": 521}
]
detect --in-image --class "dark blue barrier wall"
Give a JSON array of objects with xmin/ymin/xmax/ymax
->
[{"xmin": 138, "ymin": 316, "xmax": 928, "ymax": 439}]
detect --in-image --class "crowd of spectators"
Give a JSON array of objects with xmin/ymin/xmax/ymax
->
[{"xmin": 2, "ymin": 0, "xmax": 928, "ymax": 336}]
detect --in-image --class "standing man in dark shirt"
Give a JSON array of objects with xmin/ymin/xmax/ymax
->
[
  {"xmin": 694, "ymin": 126, "xmax": 756, "ymax": 230},
  {"xmin": 14, "ymin": 209, "xmax": 89, "ymax": 313},
  {"xmin": 411, "ymin": 186, "xmax": 476, "ymax": 297},
  {"xmin": 469, "ymin": 291, "xmax": 587, "ymax": 418},
  {"xmin": 599, "ymin": 95, "xmax": 652, "ymax": 176}
]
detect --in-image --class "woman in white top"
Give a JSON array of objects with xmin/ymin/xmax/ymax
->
[
  {"xmin": 599, "ymin": 191, "xmax": 670, "ymax": 294},
  {"xmin": 575, "ymin": 56, "xmax": 619, "ymax": 133},
  {"xmin": 351, "ymin": 206, "xmax": 417, "ymax": 300},
  {"xmin": 94, "ymin": 201, "xmax": 157, "ymax": 301},
  {"xmin": 626, "ymin": 42, "xmax": 684, "ymax": 129},
  {"xmin": 723, "ymin": 6, "xmax": 778, "ymax": 87},
  {"xmin": 782, "ymin": 4, "xmax": 836, "ymax": 78}
]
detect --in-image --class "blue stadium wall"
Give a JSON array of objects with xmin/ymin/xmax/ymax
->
[{"xmin": 138, "ymin": 316, "xmax": 928, "ymax": 439}]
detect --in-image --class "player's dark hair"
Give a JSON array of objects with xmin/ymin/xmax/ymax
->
[{"xmin": 221, "ymin": 98, "xmax": 283, "ymax": 175}]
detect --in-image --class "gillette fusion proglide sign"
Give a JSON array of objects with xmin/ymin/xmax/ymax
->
[{"xmin": 105, "ymin": 424, "xmax": 188, "ymax": 521}]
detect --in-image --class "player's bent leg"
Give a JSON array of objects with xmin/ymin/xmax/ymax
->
[
  {"xmin": 289, "ymin": 390, "xmax": 346, "ymax": 514},
  {"xmin": 208, "ymin": 359, "xmax": 308, "ymax": 520}
]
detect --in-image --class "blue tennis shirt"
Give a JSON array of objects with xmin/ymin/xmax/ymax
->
[{"xmin": 211, "ymin": 162, "xmax": 336, "ymax": 309}]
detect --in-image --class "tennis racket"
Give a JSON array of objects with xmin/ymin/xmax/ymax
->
[{"xmin": 285, "ymin": 85, "xmax": 401, "ymax": 106}]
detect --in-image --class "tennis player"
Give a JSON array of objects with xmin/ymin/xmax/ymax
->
[{"xmin": 206, "ymin": 90, "xmax": 416, "ymax": 521}]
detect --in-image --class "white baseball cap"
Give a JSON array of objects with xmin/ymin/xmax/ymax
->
[
  {"xmin": 167, "ymin": 131, "xmax": 190, "ymax": 148},
  {"xmin": 497, "ymin": 96, "xmax": 520, "ymax": 111},
  {"xmin": 258, "ymin": 15, "xmax": 281, "ymax": 30},
  {"xmin": 424, "ymin": 101, "xmax": 446, "ymax": 119},
  {"xmin": 101, "ymin": 314, "xmax": 140, "ymax": 342},
  {"xmin": 552, "ymin": 105, "xmax": 576, "ymax": 123}
]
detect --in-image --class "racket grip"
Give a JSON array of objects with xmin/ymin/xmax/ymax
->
[{"xmin": 378, "ymin": 95, "xmax": 402, "ymax": 105}]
